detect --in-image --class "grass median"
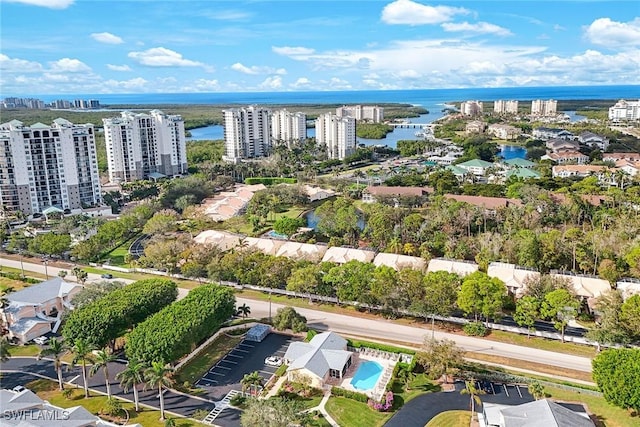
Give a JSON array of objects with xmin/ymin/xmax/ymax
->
[{"xmin": 175, "ymin": 334, "xmax": 242, "ymax": 386}]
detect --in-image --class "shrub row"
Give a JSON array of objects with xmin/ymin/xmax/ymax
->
[
  {"xmin": 330, "ymin": 386, "xmax": 369, "ymax": 403},
  {"xmin": 62, "ymin": 278, "xmax": 177, "ymax": 348},
  {"xmin": 0, "ymin": 271, "xmax": 39, "ymax": 284},
  {"xmin": 347, "ymin": 339, "xmax": 416, "ymax": 355},
  {"xmin": 125, "ymin": 284, "xmax": 235, "ymax": 364},
  {"xmin": 244, "ymin": 177, "xmax": 297, "ymax": 185}
]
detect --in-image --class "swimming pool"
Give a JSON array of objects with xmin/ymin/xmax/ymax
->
[{"xmin": 350, "ymin": 361, "xmax": 383, "ymax": 391}]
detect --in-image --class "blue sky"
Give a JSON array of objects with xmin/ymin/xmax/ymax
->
[{"xmin": 1, "ymin": 0, "xmax": 639, "ymax": 95}]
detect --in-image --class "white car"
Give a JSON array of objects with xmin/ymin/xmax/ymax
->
[
  {"xmin": 264, "ymin": 356, "xmax": 283, "ymax": 367},
  {"xmin": 12, "ymin": 385, "xmax": 26, "ymax": 393},
  {"xmin": 33, "ymin": 336, "xmax": 49, "ymax": 345}
]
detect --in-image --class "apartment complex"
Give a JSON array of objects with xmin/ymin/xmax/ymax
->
[
  {"xmin": 103, "ymin": 110, "xmax": 187, "ymax": 183},
  {"xmin": 608, "ymin": 99, "xmax": 640, "ymax": 121},
  {"xmin": 315, "ymin": 113, "xmax": 356, "ymax": 160},
  {"xmin": 493, "ymin": 100, "xmax": 519, "ymax": 115},
  {"xmin": 0, "ymin": 118, "xmax": 101, "ymax": 216},
  {"xmin": 336, "ymin": 105, "xmax": 384, "ymax": 123},
  {"xmin": 531, "ymin": 99, "xmax": 557, "ymax": 116},
  {"xmin": 460, "ymin": 100, "xmax": 483, "ymax": 117},
  {"xmin": 222, "ymin": 106, "xmax": 271, "ymax": 162},
  {"xmin": 271, "ymin": 109, "xmax": 307, "ymax": 147}
]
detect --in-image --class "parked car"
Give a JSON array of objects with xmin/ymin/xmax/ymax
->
[
  {"xmin": 101, "ymin": 273, "xmax": 113, "ymax": 279},
  {"xmin": 264, "ymin": 356, "xmax": 283, "ymax": 367},
  {"xmin": 12, "ymin": 385, "xmax": 26, "ymax": 393},
  {"xmin": 33, "ymin": 336, "xmax": 49, "ymax": 345}
]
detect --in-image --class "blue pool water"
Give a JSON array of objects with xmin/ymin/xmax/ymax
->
[
  {"xmin": 265, "ymin": 230, "xmax": 288, "ymax": 240},
  {"xmin": 350, "ymin": 361, "xmax": 383, "ymax": 391}
]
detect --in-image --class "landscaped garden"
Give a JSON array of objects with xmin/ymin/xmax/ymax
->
[
  {"xmin": 424, "ymin": 410, "xmax": 471, "ymax": 427},
  {"xmin": 175, "ymin": 334, "xmax": 242, "ymax": 386}
]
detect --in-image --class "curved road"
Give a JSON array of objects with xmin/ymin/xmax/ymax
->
[{"xmin": 0, "ymin": 258, "xmax": 593, "ymax": 373}]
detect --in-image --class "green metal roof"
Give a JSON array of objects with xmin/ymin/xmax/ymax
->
[
  {"xmin": 506, "ymin": 168, "xmax": 541, "ymax": 179},
  {"xmin": 504, "ymin": 157, "xmax": 535, "ymax": 167},
  {"xmin": 458, "ymin": 158, "xmax": 494, "ymax": 168},
  {"xmin": 445, "ymin": 165, "xmax": 467, "ymax": 175}
]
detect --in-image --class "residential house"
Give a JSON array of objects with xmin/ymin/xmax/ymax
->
[
  {"xmin": 1, "ymin": 277, "xmax": 82, "ymax": 343},
  {"xmin": 322, "ymin": 247, "xmax": 377, "ymax": 264},
  {"xmin": 616, "ymin": 159, "xmax": 639, "ymax": 177},
  {"xmin": 427, "ymin": 154, "xmax": 460, "ymax": 165},
  {"xmin": 503, "ymin": 158, "xmax": 535, "ymax": 169},
  {"xmin": 578, "ymin": 131, "xmax": 609, "ymax": 150},
  {"xmin": 602, "ymin": 152, "xmax": 640, "ymax": 163},
  {"xmin": 202, "ymin": 184, "xmax": 266, "ymax": 221},
  {"xmin": 551, "ymin": 165, "xmax": 616, "ymax": 186},
  {"xmin": 465, "ymin": 120, "xmax": 486, "ymax": 134},
  {"xmin": 616, "ymin": 278, "xmax": 640, "ymax": 300},
  {"xmin": 362, "ymin": 186, "xmax": 432, "ymax": 204},
  {"xmin": 532, "ymin": 127, "xmax": 574, "ymax": 140},
  {"xmin": 482, "ymin": 399, "xmax": 594, "ymax": 427},
  {"xmin": 445, "ymin": 165, "xmax": 468, "ymax": 181},
  {"xmin": 505, "ymin": 168, "xmax": 541, "ymax": 180},
  {"xmin": 487, "ymin": 124, "xmax": 520, "ymax": 140},
  {"xmin": 194, "ymin": 230, "xmax": 243, "ymax": 251},
  {"xmin": 546, "ymin": 138, "xmax": 580, "ymax": 152},
  {"xmin": 304, "ymin": 185, "xmax": 336, "ymax": 202},
  {"xmin": 275, "ymin": 242, "xmax": 328, "ymax": 262},
  {"xmin": 457, "ymin": 159, "xmax": 495, "ymax": 176},
  {"xmin": 283, "ymin": 331, "xmax": 353, "ymax": 388},
  {"xmin": 0, "ymin": 388, "xmax": 139, "ymax": 427},
  {"xmin": 444, "ymin": 194, "xmax": 522, "ymax": 214},
  {"xmin": 373, "ymin": 253, "xmax": 426, "ymax": 271},
  {"xmin": 542, "ymin": 151, "xmax": 589, "ymax": 164},
  {"xmin": 550, "ymin": 271, "xmax": 611, "ymax": 307},
  {"xmin": 427, "ymin": 257, "xmax": 478, "ymax": 276},
  {"xmin": 487, "ymin": 262, "xmax": 540, "ymax": 297},
  {"xmin": 241, "ymin": 237, "xmax": 286, "ymax": 256}
]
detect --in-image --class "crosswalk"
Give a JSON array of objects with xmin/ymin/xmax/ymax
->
[{"xmin": 201, "ymin": 390, "xmax": 243, "ymax": 425}]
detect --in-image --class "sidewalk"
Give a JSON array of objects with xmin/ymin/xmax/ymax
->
[{"xmin": 305, "ymin": 388, "xmax": 339, "ymax": 427}]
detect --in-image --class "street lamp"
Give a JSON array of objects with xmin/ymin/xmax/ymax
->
[
  {"xmin": 268, "ymin": 289, "xmax": 272, "ymax": 322},
  {"xmin": 42, "ymin": 257, "xmax": 49, "ymax": 279},
  {"xmin": 18, "ymin": 249, "xmax": 25, "ymax": 279}
]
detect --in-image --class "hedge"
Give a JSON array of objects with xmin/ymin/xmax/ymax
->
[
  {"xmin": 330, "ymin": 386, "xmax": 369, "ymax": 403},
  {"xmin": 62, "ymin": 278, "xmax": 178, "ymax": 348},
  {"xmin": 347, "ymin": 339, "xmax": 416, "ymax": 355},
  {"xmin": 125, "ymin": 284, "xmax": 236, "ymax": 364},
  {"xmin": 244, "ymin": 177, "xmax": 297, "ymax": 185}
]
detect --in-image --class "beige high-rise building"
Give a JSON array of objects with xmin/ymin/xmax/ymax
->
[
  {"xmin": 222, "ymin": 106, "xmax": 271, "ymax": 163},
  {"xmin": 271, "ymin": 109, "xmax": 306, "ymax": 147},
  {"xmin": 0, "ymin": 118, "xmax": 101, "ymax": 216},
  {"xmin": 336, "ymin": 105, "xmax": 384, "ymax": 123},
  {"xmin": 460, "ymin": 100, "xmax": 483, "ymax": 116},
  {"xmin": 531, "ymin": 99, "xmax": 557, "ymax": 116},
  {"xmin": 103, "ymin": 110, "xmax": 187, "ymax": 184},
  {"xmin": 315, "ymin": 113, "xmax": 356, "ymax": 160},
  {"xmin": 493, "ymin": 100, "xmax": 519, "ymax": 115}
]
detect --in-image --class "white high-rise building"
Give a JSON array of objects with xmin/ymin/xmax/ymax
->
[
  {"xmin": 271, "ymin": 109, "xmax": 306, "ymax": 147},
  {"xmin": 609, "ymin": 100, "xmax": 640, "ymax": 122},
  {"xmin": 336, "ymin": 105, "xmax": 384, "ymax": 123},
  {"xmin": 315, "ymin": 113, "xmax": 356, "ymax": 160},
  {"xmin": 103, "ymin": 110, "xmax": 187, "ymax": 184},
  {"xmin": 460, "ymin": 101, "xmax": 483, "ymax": 116},
  {"xmin": 0, "ymin": 118, "xmax": 101, "ymax": 216},
  {"xmin": 222, "ymin": 106, "xmax": 271, "ymax": 162},
  {"xmin": 493, "ymin": 100, "xmax": 519, "ymax": 115},
  {"xmin": 531, "ymin": 99, "xmax": 557, "ymax": 116}
]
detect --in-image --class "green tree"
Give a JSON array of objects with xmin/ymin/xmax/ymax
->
[
  {"xmin": 286, "ymin": 264, "xmax": 322, "ymax": 300},
  {"xmin": 71, "ymin": 280, "xmax": 125, "ymax": 308},
  {"xmin": 415, "ymin": 271, "xmax": 460, "ymax": 338},
  {"xmin": 28, "ymin": 233, "xmax": 71, "ymax": 256},
  {"xmin": 272, "ymin": 306, "xmax": 307, "ymax": 333},
  {"xmin": 457, "ymin": 272, "xmax": 506, "ymax": 324},
  {"xmin": 236, "ymin": 303, "xmax": 251, "ymax": 319},
  {"xmin": 142, "ymin": 210, "xmax": 179, "ymax": 236},
  {"xmin": 621, "ymin": 295, "xmax": 640, "ymax": 340},
  {"xmin": 240, "ymin": 371, "xmax": 264, "ymax": 392},
  {"xmin": 540, "ymin": 289, "xmax": 580, "ymax": 343},
  {"xmin": 38, "ymin": 338, "xmax": 68, "ymax": 390},
  {"xmin": 528, "ymin": 381, "xmax": 546, "ymax": 400},
  {"xmin": 116, "ymin": 359, "xmax": 146, "ymax": 412},
  {"xmin": 144, "ymin": 361, "xmax": 175, "ymax": 421},
  {"xmin": 323, "ymin": 260, "xmax": 375, "ymax": 304},
  {"xmin": 0, "ymin": 336, "xmax": 11, "ymax": 362},
  {"xmin": 240, "ymin": 397, "xmax": 303, "ymax": 427},
  {"xmin": 370, "ymin": 265, "xmax": 399, "ymax": 311},
  {"xmin": 513, "ymin": 296, "xmax": 540, "ymax": 338},
  {"xmin": 90, "ymin": 348, "xmax": 117, "ymax": 397},
  {"xmin": 592, "ymin": 348, "xmax": 640, "ymax": 412},
  {"xmin": 586, "ymin": 291, "xmax": 631, "ymax": 349},
  {"xmin": 272, "ymin": 216, "xmax": 304, "ymax": 237},
  {"xmin": 70, "ymin": 339, "xmax": 95, "ymax": 398},
  {"xmin": 460, "ymin": 378, "xmax": 485, "ymax": 416},
  {"xmin": 415, "ymin": 338, "xmax": 465, "ymax": 384}
]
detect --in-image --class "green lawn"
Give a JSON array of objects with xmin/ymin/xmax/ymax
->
[
  {"xmin": 6, "ymin": 343, "xmax": 41, "ymax": 357},
  {"xmin": 392, "ymin": 375, "xmax": 441, "ymax": 407},
  {"xmin": 545, "ymin": 385, "xmax": 639, "ymax": 427},
  {"xmin": 175, "ymin": 334, "xmax": 243, "ymax": 386},
  {"xmin": 325, "ymin": 397, "xmax": 392, "ymax": 427},
  {"xmin": 104, "ymin": 236, "xmax": 140, "ymax": 267},
  {"xmin": 425, "ymin": 410, "xmax": 471, "ymax": 427},
  {"xmin": 0, "ymin": 276, "xmax": 32, "ymax": 291},
  {"xmin": 486, "ymin": 330, "xmax": 597, "ymax": 358},
  {"xmin": 27, "ymin": 379, "xmax": 201, "ymax": 427}
]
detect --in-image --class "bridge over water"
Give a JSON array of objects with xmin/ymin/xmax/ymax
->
[{"xmin": 387, "ymin": 123, "xmax": 436, "ymax": 129}]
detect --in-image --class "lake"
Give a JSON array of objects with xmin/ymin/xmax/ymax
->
[{"xmin": 499, "ymin": 145, "xmax": 527, "ymax": 160}]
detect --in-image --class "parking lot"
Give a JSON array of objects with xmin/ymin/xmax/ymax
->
[{"xmin": 196, "ymin": 333, "xmax": 297, "ymax": 400}]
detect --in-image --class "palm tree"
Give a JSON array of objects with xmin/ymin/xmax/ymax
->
[
  {"xmin": 70, "ymin": 339, "xmax": 95, "ymax": 398},
  {"xmin": 116, "ymin": 359, "xmax": 146, "ymax": 412},
  {"xmin": 460, "ymin": 379, "xmax": 485, "ymax": 418},
  {"xmin": 89, "ymin": 348, "xmax": 117, "ymax": 398},
  {"xmin": 528, "ymin": 381, "xmax": 546, "ymax": 400},
  {"xmin": 236, "ymin": 303, "xmax": 251, "ymax": 319},
  {"xmin": 241, "ymin": 371, "xmax": 264, "ymax": 393},
  {"xmin": 0, "ymin": 336, "xmax": 11, "ymax": 362},
  {"xmin": 38, "ymin": 338, "xmax": 68, "ymax": 390},
  {"xmin": 144, "ymin": 361, "xmax": 175, "ymax": 421}
]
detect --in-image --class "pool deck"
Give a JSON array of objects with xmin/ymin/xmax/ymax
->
[{"xmin": 337, "ymin": 354, "xmax": 396, "ymax": 400}]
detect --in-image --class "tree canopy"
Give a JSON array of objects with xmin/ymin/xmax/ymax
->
[{"xmin": 592, "ymin": 348, "xmax": 640, "ymax": 412}]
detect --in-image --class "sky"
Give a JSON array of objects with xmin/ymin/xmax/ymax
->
[{"xmin": 0, "ymin": 0, "xmax": 639, "ymax": 95}]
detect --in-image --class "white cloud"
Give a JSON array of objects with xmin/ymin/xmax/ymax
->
[
  {"xmin": 259, "ymin": 76, "xmax": 283, "ymax": 89},
  {"xmin": 3, "ymin": 0, "xmax": 73, "ymax": 9},
  {"xmin": 107, "ymin": 64, "xmax": 132, "ymax": 71},
  {"xmin": 91, "ymin": 32, "xmax": 124, "ymax": 44},
  {"xmin": 202, "ymin": 10, "xmax": 251, "ymax": 21},
  {"xmin": 231, "ymin": 62, "xmax": 287, "ymax": 75},
  {"xmin": 128, "ymin": 47, "xmax": 205, "ymax": 67},
  {"xmin": 0, "ymin": 54, "xmax": 43, "ymax": 72},
  {"xmin": 49, "ymin": 58, "xmax": 91, "ymax": 72},
  {"xmin": 584, "ymin": 17, "xmax": 640, "ymax": 48},
  {"xmin": 441, "ymin": 21, "xmax": 512, "ymax": 36},
  {"xmin": 397, "ymin": 69, "xmax": 421, "ymax": 79},
  {"xmin": 290, "ymin": 77, "xmax": 312, "ymax": 89},
  {"xmin": 272, "ymin": 46, "xmax": 315, "ymax": 56},
  {"xmin": 381, "ymin": 0, "xmax": 469, "ymax": 25},
  {"xmin": 553, "ymin": 24, "xmax": 566, "ymax": 32}
]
